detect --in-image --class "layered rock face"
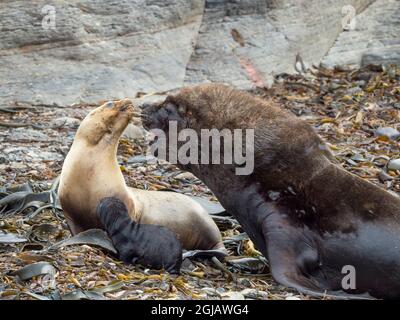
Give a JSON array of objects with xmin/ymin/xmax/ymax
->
[
  {"xmin": 0, "ymin": 0, "xmax": 204, "ymax": 105},
  {"xmin": 0, "ymin": 0, "xmax": 397, "ymax": 106},
  {"xmin": 322, "ymin": 0, "xmax": 400, "ymax": 68}
]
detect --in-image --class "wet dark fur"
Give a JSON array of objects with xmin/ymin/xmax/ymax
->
[
  {"xmin": 142, "ymin": 83, "xmax": 400, "ymax": 299},
  {"xmin": 96, "ymin": 197, "xmax": 182, "ymax": 274}
]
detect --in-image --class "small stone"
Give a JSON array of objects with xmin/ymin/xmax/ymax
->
[
  {"xmin": 127, "ymin": 155, "xmax": 156, "ymax": 164},
  {"xmin": 216, "ymin": 287, "xmax": 225, "ymax": 295},
  {"xmin": 201, "ymin": 287, "xmax": 219, "ymax": 296},
  {"xmin": 355, "ymin": 80, "xmax": 366, "ymax": 87},
  {"xmin": 174, "ymin": 172, "xmax": 196, "ymax": 180},
  {"xmin": 285, "ymin": 296, "xmax": 301, "ymax": 300},
  {"xmin": 122, "ymin": 124, "xmax": 145, "ymax": 140},
  {"xmin": 237, "ymin": 278, "xmax": 252, "ymax": 287},
  {"xmin": 346, "ymin": 159, "xmax": 358, "ymax": 166},
  {"xmin": 159, "ymin": 281, "xmax": 170, "ymax": 291},
  {"xmin": 240, "ymin": 288, "xmax": 269, "ymax": 299},
  {"xmin": 53, "ymin": 117, "xmax": 80, "ymax": 128},
  {"xmin": 221, "ymin": 291, "xmax": 245, "ymax": 300},
  {"xmin": 329, "ymin": 82, "xmax": 342, "ymax": 90},
  {"xmin": 375, "ymin": 127, "xmax": 400, "ymax": 140},
  {"xmin": 351, "ymin": 154, "xmax": 365, "ymax": 162},
  {"xmin": 0, "ymin": 232, "xmax": 27, "ymax": 244},
  {"xmin": 388, "ymin": 159, "xmax": 400, "ymax": 171}
]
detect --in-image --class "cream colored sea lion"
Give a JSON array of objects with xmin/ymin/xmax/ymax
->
[{"xmin": 58, "ymin": 99, "xmax": 224, "ymax": 251}]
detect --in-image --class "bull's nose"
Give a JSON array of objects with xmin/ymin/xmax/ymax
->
[
  {"xmin": 139, "ymin": 101, "xmax": 152, "ymax": 110},
  {"xmin": 140, "ymin": 108, "xmax": 156, "ymax": 130}
]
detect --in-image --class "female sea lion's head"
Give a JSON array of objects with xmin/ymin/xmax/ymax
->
[{"xmin": 76, "ymin": 99, "xmax": 135, "ymax": 146}]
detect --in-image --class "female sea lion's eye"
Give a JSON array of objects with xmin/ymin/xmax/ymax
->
[{"xmin": 106, "ymin": 101, "xmax": 114, "ymax": 108}]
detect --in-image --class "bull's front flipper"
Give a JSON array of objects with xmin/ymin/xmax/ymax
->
[
  {"xmin": 227, "ymin": 184, "xmax": 373, "ymax": 300},
  {"xmin": 262, "ymin": 206, "xmax": 373, "ymax": 299}
]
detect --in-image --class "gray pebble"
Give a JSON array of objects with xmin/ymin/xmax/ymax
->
[
  {"xmin": 388, "ymin": 159, "xmax": 400, "ymax": 171},
  {"xmin": 375, "ymin": 127, "xmax": 400, "ymax": 140}
]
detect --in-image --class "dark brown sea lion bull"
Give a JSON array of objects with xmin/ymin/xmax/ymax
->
[{"xmin": 142, "ymin": 83, "xmax": 400, "ymax": 299}]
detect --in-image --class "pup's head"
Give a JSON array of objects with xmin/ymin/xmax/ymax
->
[
  {"xmin": 76, "ymin": 99, "xmax": 135, "ymax": 146},
  {"xmin": 96, "ymin": 196, "xmax": 129, "ymax": 229}
]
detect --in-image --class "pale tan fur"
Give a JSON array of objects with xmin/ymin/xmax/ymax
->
[{"xmin": 58, "ymin": 99, "xmax": 224, "ymax": 250}]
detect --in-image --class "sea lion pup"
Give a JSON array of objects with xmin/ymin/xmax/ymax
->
[
  {"xmin": 97, "ymin": 197, "xmax": 182, "ymax": 274},
  {"xmin": 58, "ymin": 99, "xmax": 224, "ymax": 251},
  {"xmin": 142, "ymin": 83, "xmax": 400, "ymax": 299}
]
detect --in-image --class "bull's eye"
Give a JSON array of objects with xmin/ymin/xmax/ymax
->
[{"xmin": 165, "ymin": 103, "xmax": 177, "ymax": 115}]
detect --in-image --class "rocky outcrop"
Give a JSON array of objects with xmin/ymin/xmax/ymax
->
[
  {"xmin": 322, "ymin": 0, "xmax": 400, "ymax": 68},
  {"xmin": 0, "ymin": 0, "xmax": 397, "ymax": 107},
  {"xmin": 184, "ymin": 0, "xmax": 374, "ymax": 88},
  {"xmin": 0, "ymin": 0, "xmax": 204, "ymax": 106}
]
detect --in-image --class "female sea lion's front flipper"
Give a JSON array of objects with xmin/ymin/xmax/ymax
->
[{"xmin": 96, "ymin": 197, "xmax": 182, "ymax": 274}]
